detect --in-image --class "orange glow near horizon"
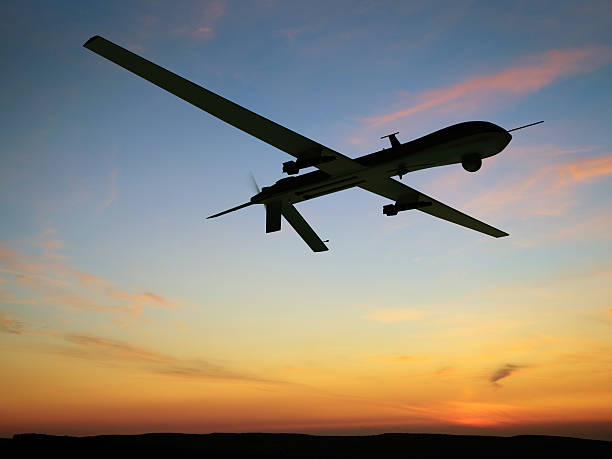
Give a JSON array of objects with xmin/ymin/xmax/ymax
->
[{"xmin": 2, "ymin": 284, "xmax": 612, "ymax": 438}]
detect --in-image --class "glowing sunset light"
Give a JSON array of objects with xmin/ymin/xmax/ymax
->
[{"xmin": 1, "ymin": 0, "xmax": 612, "ymax": 443}]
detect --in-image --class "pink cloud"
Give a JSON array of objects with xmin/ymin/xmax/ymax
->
[
  {"xmin": 364, "ymin": 46, "xmax": 612, "ymax": 128},
  {"xmin": 464, "ymin": 153, "xmax": 612, "ymax": 218}
]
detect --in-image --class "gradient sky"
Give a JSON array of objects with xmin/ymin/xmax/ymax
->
[{"xmin": 1, "ymin": 0, "xmax": 611, "ymax": 440}]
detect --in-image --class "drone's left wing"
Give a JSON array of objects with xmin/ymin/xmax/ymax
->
[
  {"xmin": 83, "ymin": 36, "xmax": 362, "ymax": 177},
  {"xmin": 360, "ymin": 178, "xmax": 508, "ymax": 238}
]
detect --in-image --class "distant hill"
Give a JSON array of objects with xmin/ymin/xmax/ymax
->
[{"xmin": 4, "ymin": 432, "xmax": 611, "ymax": 458}]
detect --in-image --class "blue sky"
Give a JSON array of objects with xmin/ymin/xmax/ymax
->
[{"xmin": 1, "ymin": 0, "xmax": 611, "ymax": 438}]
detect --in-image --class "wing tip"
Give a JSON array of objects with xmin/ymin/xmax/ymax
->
[{"xmin": 83, "ymin": 35, "xmax": 102, "ymax": 48}]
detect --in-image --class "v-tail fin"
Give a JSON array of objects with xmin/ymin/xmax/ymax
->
[{"xmin": 281, "ymin": 203, "xmax": 328, "ymax": 252}]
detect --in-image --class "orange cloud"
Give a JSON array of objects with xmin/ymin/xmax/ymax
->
[
  {"xmin": 0, "ymin": 313, "xmax": 25, "ymax": 334},
  {"xmin": 364, "ymin": 46, "xmax": 611, "ymax": 128},
  {"xmin": 0, "ymin": 239, "xmax": 176, "ymax": 322},
  {"xmin": 561, "ymin": 156, "xmax": 612, "ymax": 183},
  {"xmin": 0, "ymin": 312, "xmax": 274, "ymax": 383}
]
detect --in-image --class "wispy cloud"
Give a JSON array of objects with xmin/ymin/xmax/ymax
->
[
  {"xmin": 363, "ymin": 308, "xmax": 424, "ymax": 323},
  {"xmin": 100, "ymin": 168, "xmax": 118, "ymax": 210},
  {"xmin": 0, "ymin": 313, "xmax": 284, "ymax": 384},
  {"xmin": 0, "ymin": 312, "xmax": 25, "ymax": 334},
  {"xmin": 363, "ymin": 45, "xmax": 611, "ymax": 128},
  {"xmin": 490, "ymin": 363, "xmax": 525, "ymax": 387},
  {"xmin": 171, "ymin": 25, "xmax": 215, "ymax": 40},
  {"xmin": 170, "ymin": 0, "xmax": 226, "ymax": 41},
  {"xmin": 35, "ymin": 224, "xmax": 65, "ymax": 259},
  {"xmin": 0, "ymin": 312, "xmax": 276, "ymax": 383},
  {"xmin": 0, "ymin": 236, "xmax": 177, "ymax": 323},
  {"xmin": 560, "ymin": 156, "xmax": 612, "ymax": 183},
  {"xmin": 56, "ymin": 333, "xmax": 259, "ymax": 381},
  {"xmin": 465, "ymin": 152, "xmax": 612, "ymax": 218}
]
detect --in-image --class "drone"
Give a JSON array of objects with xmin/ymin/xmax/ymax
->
[{"xmin": 85, "ymin": 36, "xmax": 542, "ymax": 252}]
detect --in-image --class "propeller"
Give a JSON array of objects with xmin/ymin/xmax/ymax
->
[
  {"xmin": 249, "ymin": 171, "xmax": 261, "ymax": 194},
  {"xmin": 250, "ymin": 172, "xmax": 283, "ymax": 233}
]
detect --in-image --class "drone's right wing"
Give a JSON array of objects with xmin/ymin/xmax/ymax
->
[
  {"xmin": 360, "ymin": 178, "xmax": 508, "ymax": 238},
  {"xmin": 83, "ymin": 36, "xmax": 362, "ymax": 177}
]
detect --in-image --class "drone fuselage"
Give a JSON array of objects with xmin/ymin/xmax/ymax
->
[{"xmin": 252, "ymin": 121, "xmax": 511, "ymax": 206}]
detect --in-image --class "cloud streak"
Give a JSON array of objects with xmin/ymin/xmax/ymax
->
[
  {"xmin": 0, "ymin": 313, "xmax": 25, "ymax": 334},
  {"xmin": 363, "ymin": 45, "xmax": 611, "ymax": 128},
  {"xmin": 465, "ymin": 152, "xmax": 612, "ymax": 218},
  {"xmin": 100, "ymin": 168, "xmax": 118, "ymax": 210},
  {"xmin": 0, "ymin": 312, "xmax": 275, "ymax": 383},
  {"xmin": 490, "ymin": 363, "xmax": 525, "ymax": 387},
  {"xmin": 170, "ymin": 0, "xmax": 226, "ymax": 41},
  {"xmin": 0, "ymin": 237, "xmax": 177, "ymax": 323},
  {"xmin": 561, "ymin": 156, "xmax": 612, "ymax": 183}
]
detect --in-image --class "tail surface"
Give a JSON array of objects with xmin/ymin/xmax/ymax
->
[
  {"xmin": 281, "ymin": 203, "xmax": 328, "ymax": 252},
  {"xmin": 208, "ymin": 201, "xmax": 328, "ymax": 252}
]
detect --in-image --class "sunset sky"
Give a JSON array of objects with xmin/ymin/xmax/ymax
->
[{"xmin": 1, "ymin": 1, "xmax": 611, "ymax": 440}]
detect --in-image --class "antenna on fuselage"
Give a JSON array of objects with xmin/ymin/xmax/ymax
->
[
  {"xmin": 507, "ymin": 121, "xmax": 544, "ymax": 132},
  {"xmin": 380, "ymin": 132, "xmax": 401, "ymax": 148}
]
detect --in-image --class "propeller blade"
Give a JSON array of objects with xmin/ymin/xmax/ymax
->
[{"xmin": 249, "ymin": 171, "xmax": 261, "ymax": 194}]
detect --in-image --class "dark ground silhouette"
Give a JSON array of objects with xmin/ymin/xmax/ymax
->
[{"xmin": 3, "ymin": 433, "xmax": 611, "ymax": 458}]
